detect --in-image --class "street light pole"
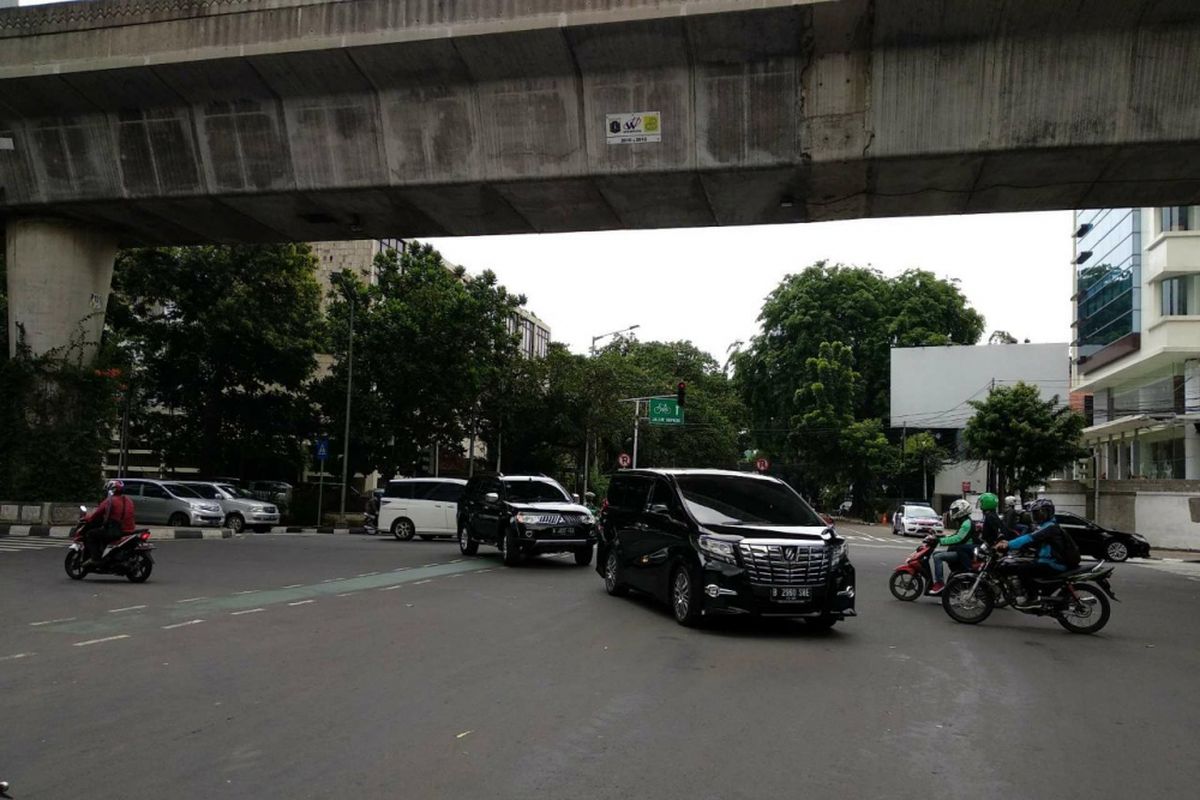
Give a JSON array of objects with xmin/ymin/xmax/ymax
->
[
  {"xmin": 585, "ymin": 324, "xmax": 639, "ymax": 497},
  {"xmin": 590, "ymin": 323, "xmax": 640, "ymax": 356},
  {"xmin": 338, "ymin": 281, "xmax": 355, "ymax": 522}
]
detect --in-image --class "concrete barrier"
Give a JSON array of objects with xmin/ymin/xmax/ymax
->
[{"xmin": 0, "ymin": 525, "xmax": 231, "ymax": 539}]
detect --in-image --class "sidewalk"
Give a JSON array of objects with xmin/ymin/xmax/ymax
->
[{"xmin": 0, "ymin": 524, "xmax": 231, "ymax": 540}]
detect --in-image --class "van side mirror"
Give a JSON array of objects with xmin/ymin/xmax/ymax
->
[
  {"xmin": 484, "ymin": 492, "xmax": 500, "ymax": 504},
  {"xmin": 648, "ymin": 503, "xmax": 671, "ymax": 516}
]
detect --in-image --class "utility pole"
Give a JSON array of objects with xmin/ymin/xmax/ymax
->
[
  {"xmin": 338, "ymin": 284, "xmax": 355, "ymax": 522},
  {"xmin": 631, "ymin": 400, "xmax": 640, "ymax": 468}
]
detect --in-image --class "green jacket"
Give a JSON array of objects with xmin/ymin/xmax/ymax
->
[{"xmin": 938, "ymin": 518, "xmax": 975, "ymax": 546}]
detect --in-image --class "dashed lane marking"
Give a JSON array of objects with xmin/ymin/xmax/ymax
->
[
  {"xmin": 287, "ymin": 600, "xmax": 315, "ymax": 606},
  {"xmin": 177, "ymin": 597, "xmax": 207, "ymax": 603},
  {"xmin": 414, "ymin": 579, "xmax": 433, "ymax": 585},
  {"xmin": 162, "ymin": 619, "xmax": 205, "ymax": 630},
  {"xmin": 73, "ymin": 635, "xmax": 130, "ymax": 647},
  {"xmin": 231, "ymin": 608, "xmax": 265, "ymax": 616},
  {"xmin": 233, "ymin": 590, "xmax": 257, "ymax": 595},
  {"xmin": 1, "ymin": 652, "xmax": 35, "ymax": 662},
  {"xmin": 30, "ymin": 617, "xmax": 76, "ymax": 626},
  {"xmin": 356, "ymin": 572, "xmax": 379, "ymax": 577},
  {"xmin": 378, "ymin": 584, "xmax": 403, "ymax": 592},
  {"xmin": 281, "ymin": 584, "xmax": 303, "ymax": 589},
  {"xmin": 336, "ymin": 592, "xmax": 358, "ymax": 597},
  {"xmin": 108, "ymin": 605, "xmax": 147, "ymax": 613}
]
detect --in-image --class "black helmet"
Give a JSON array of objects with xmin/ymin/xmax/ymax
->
[{"xmin": 1029, "ymin": 498, "xmax": 1055, "ymax": 524}]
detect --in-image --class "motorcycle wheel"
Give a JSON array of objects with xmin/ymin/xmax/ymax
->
[
  {"xmin": 941, "ymin": 573, "xmax": 995, "ymax": 624},
  {"xmin": 64, "ymin": 550, "xmax": 86, "ymax": 580},
  {"xmin": 1056, "ymin": 584, "xmax": 1110, "ymax": 634},
  {"xmin": 126, "ymin": 553, "xmax": 153, "ymax": 583},
  {"xmin": 888, "ymin": 571, "xmax": 924, "ymax": 601}
]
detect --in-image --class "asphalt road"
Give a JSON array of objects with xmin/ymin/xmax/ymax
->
[{"xmin": 1, "ymin": 529, "xmax": 1198, "ymax": 799}]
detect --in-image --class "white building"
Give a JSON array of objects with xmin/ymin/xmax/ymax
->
[
  {"xmin": 890, "ymin": 342, "xmax": 1071, "ymax": 512},
  {"xmin": 1050, "ymin": 207, "xmax": 1200, "ymax": 549}
]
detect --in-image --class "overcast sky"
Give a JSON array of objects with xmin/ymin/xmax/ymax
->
[
  {"xmin": 429, "ymin": 211, "xmax": 1074, "ymax": 359},
  {"xmin": 16, "ymin": 1, "xmax": 1075, "ymax": 360}
]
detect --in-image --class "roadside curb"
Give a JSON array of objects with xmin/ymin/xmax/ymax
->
[
  {"xmin": 0, "ymin": 524, "xmax": 231, "ymax": 540},
  {"xmin": 261, "ymin": 526, "xmax": 370, "ymax": 535}
]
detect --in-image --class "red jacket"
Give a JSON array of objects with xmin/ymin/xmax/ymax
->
[{"xmin": 85, "ymin": 494, "xmax": 137, "ymax": 534}]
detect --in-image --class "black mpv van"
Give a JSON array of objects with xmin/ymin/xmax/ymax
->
[{"xmin": 597, "ymin": 469, "xmax": 855, "ymax": 628}]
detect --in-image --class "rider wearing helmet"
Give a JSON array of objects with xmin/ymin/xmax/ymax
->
[
  {"xmin": 81, "ymin": 480, "xmax": 137, "ymax": 567},
  {"xmin": 928, "ymin": 498, "xmax": 976, "ymax": 596},
  {"xmin": 1002, "ymin": 495, "xmax": 1028, "ymax": 535},
  {"xmin": 978, "ymin": 492, "xmax": 1008, "ymax": 545},
  {"xmin": 996, "ymin": 498, "xmax": 1076, "ymax": 607}
]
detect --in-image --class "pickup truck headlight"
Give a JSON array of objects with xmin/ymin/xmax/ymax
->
[
  {"xmin": 831, "ymin": 541, "xmax": 848, "ymax": 563},
  {"xmin": 699, "ymin": 535, "xmax": 738, "ymax": 564}
]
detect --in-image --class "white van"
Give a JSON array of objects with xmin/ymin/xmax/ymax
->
[{"xmin": 379, "ymin": 478, "xmax": 468, "ymax": 541}]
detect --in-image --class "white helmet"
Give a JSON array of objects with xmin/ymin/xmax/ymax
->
[
  {"xmin": 1003, "ymin": 495, "xmax": 1021, "ymax": 511},
  {"xmin": 948, "ymin": 499, "xmax": 972, "ymax": 522}
]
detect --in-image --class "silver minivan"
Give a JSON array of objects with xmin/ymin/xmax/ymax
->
[
  {"xmin": 122, "ymin": 479, "xmax": 223, "ymax": 527},
  {"xmin": 181, "ymin": 482, "xmax": 281, "ymax": 533}
]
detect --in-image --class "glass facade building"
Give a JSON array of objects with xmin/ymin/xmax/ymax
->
[{"xmin": 1073, "ymin": 208, "xmax": 1140, "ymax": 362}]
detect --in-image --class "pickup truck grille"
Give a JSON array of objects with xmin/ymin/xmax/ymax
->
[{"xmin": 738, "ymin": 543, "xmax": 831, "ymax": 586}]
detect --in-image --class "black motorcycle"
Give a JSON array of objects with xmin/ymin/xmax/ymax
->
[
  {"xmin": 65, "ymin": 507, "xmax": 155, "ymax": 583},
  {"xmin": 941, "ymin": 542, "xmax": 1117, "ymax": 634}
]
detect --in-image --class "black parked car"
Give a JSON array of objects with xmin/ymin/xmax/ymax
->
[
  {"xmin": 457, "ymin": 475, "xmax": 597, "ymax": 566},
  {"xmin": 1054, "ymin": 511, "xmax": 1151, "ymax": 562},
  {"xmin": 596, "ymin": 469, "xmax": 855, "ymax": 629}
]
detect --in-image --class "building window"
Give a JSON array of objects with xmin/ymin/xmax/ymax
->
[
  {"xmin": 1161, "ymin": 276, "xmax": 1192, "ymax": 316},
  {"xmin": 1160, "ymin": 206, "xmax": 1193, "ymax": 233}
]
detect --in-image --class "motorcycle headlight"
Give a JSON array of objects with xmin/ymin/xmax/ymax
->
[{"xmin": 698, "ymin": 535, "xmax": 738, "ymax": 564}]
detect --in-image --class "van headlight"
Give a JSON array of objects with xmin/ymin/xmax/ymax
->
[
  {"xmin": 831, "ymin": 541, "xmax": 848, "ymax": 563},
  {"xmin": 699, "ymin": 535, "xmax": 738, "ymax": 564}
]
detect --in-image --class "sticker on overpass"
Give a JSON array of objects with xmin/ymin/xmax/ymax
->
[{"xmin": 606, "ymin": 112, "xmax": 661, "ymax": 145}]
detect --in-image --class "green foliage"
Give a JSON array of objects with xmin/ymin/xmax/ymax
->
[
  {"xmin": 109, "ymin": 244, "xmax": 324, "ymax": 478},
  {"xmin": 312, "ymin": 243, "xmax": 522, "ymax": 479},
  {"xmin": 963, "ymin": 382, "xmax": 1087, "ymax": 495},
  {"xmin": 901, "ymin": 430, "xmax": 949, "ymax": 497},
  {"xmin": 0, "ymin": 348, "xmax": 121, "ymax": 501},
  {"xmin": 0, "ymin": 248, "xmax": 7, "ymax": 358}
]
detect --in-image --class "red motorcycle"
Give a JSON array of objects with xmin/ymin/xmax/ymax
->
[
  {"xmin": 65, "ymin": 506, "xmax": 155, "ymax": 583},
  {"xmin": 888, "ymin": 536, "xmax": 982, "ymax": 602}
]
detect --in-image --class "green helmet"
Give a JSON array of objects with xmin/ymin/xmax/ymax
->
[{"xmin": 979, "ymin": 492, "xmax": 999, "ymax": 512}]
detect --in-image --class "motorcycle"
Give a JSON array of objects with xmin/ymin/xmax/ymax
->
[
  {"xmin": 941, "ymin": 542, "xmax": 1117, "ymax": 634},
  {"xmin": 888, "ymin": 536, "xmax": 985, "ymax": 602},
  {"xmin": 65, "ymin": 506, "xmax": 155, "ymax": 583}
]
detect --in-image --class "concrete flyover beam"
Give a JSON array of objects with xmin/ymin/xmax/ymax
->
[{"xmin": 5, "ymin": 218, "xmax": 118, "ymax": 360}]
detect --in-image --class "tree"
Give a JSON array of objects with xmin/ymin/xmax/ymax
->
[
  {"xmin": 902, "ymin": 430, "xmax": 949, "ymax": 499},
  {"xmin": 313, "ymin": 243, "xmax": 523, "ymax": 481},
  {"xmin": 734, "ymin": 262, "xmax": 984, "ymax": 434},
  {"xmin": 109, "ymin": 244, "xmax": 324, "ymax": 478},
  {"xmin": 963, "ymin": 382, "xmax": 1086, "ymax": 496},
  {"xmin": 988, "ymin": 330, "xmax": 1018, "ymax": 344}
]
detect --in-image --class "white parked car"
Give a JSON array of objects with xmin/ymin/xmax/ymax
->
[
  {"xmin": 181, "ymin": 482, "xmax": 281, "ymax": 533},
  {"xmin": 380, "ymin": 478, "xmax": 468, "ymax": 541},
  {"xmin": 892, "ymin": 503, "xmax": 944, "ymax": 536}
]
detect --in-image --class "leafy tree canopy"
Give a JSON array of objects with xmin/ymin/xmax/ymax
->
[
  {"xmin": 109, "ymin": 244, "xmax": 324, "ymax": 478},
  {"xmin": 963, "ymin": 382, "xmax": 1086, "ymax": 496}
]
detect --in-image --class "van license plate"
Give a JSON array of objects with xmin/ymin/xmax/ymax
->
[{"xmin": 770, "ymin": 587, "xmax": 811, "ymax": 602}]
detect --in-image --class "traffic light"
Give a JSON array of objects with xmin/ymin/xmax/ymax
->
[{"xmin": 676, "ymin": 381, "xmax": 687, "ymax": 407}]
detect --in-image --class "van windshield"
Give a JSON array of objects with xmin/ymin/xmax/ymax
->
[
  {"xmin": 184, "ymin": 484, "xmax": 221, "ymax": 499},
  {"xmin": 164, "ymin": 483, "xmax": 201, "ymax": 498},
  {"xmin": 674, "ymin": 475, "xmax": 825, "ymax": 527}
]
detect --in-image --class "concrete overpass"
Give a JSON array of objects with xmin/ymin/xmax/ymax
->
[{"xmin": 3, "ymin": 0, "xmax": 1200, "ymax": 355}]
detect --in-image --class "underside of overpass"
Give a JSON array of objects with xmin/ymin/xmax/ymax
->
[{"xmin": 2, "ymin": 0, "xmax": 1200, "ymax": 355}]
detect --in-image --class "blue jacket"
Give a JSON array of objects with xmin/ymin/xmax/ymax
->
[{"xmin": 1007, "ymin": 520, "xmax": 1068, "ymax": 571}]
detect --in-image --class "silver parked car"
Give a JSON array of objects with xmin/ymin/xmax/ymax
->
[
  {"xmin": 122, "ymin": 479, "xmax": 223, "ymax": 527},
  {"xmin": 181, "ymin": 482, "xmax": 281, "ymax": 533}
]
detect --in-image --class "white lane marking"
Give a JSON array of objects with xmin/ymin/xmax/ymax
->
[
  {"xmin": 73, "ymin": 635, "xmax": 131, "ymax": 647},
  {"xmin": 162, "ymin": 619, "xmax": 205, "ymax": 630},
  {"xmin": 477, "ymin": 569, "xmax": 494, "ymax": 573},
  {"xmin": 456, "ymin": 730, "xmax": 473, "ymax": 739},
  {"xmin": 177, "ymin": 597, "xmax": 207, "ymax": 603},
  {"xmin": 450, "ymin": 574, "xmax": 462, "ymax": 579},
  {"xmin": 336, "ymin": 592, "xmax": 358, "ymax": 597},
  {"xmin": 287, "ymin": 600, "xmax": 315, "ymax": 606},
  {"xmin": 29, "ymin": 617, "xmax": 76, "ymax": 626},
  {"xmin": 449, "ymin": 559, "xmax": 463, "ymax": 563},
  {"xmin": 108, "ymin": 605, "xmax": 147, "ymax": 613},
  {"xmin": 233, "ymin": 590, "xmax": 257, "ymax": 595},
  {"xmin": 1, "ymin": 652, "xmax": 35, "ymax": 662},
  {"xmin": 414, "ymin": 579, "xmax": 432, "ymax": 585},
  {"xmin": 422, "ymin": 563, "xmax": 439, "ymax": 568},
  {"xmin": 377, "ymin": 584, "xmax": 403, "ymax": 592},
  {"xmin": 356, "ymin": 571, "xmax": 379, "ymax": 577},
  {"xmin": 282, "ymin": 584, "xmax": 303, "ymax": 589},
  {"xmin": 231, "ymin": 608, "xmax": 265, "ymax": 616}
]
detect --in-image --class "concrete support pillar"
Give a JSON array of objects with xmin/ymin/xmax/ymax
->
[
  {"xmin": 1117, "ymin": 434, "xmax": 1127, "ymax": 480},
  {"xmin": 1184, "ymin": 359, "xmax": 1200, "ymax": 480},
  {"xmin": 5, "ymin": 218, "xmax": 118, "ymax": 361}
]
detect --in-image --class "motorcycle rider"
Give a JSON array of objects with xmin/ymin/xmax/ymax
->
[
  {"xmin": 978, "ymin": 492, "xmax": 1009, "ymax": 545},
  {"xmin": 1002, "ymin": 495, "xmax": 1029, "ymax": 535},
  {"xmin": 928, "ymin": 498, "xmax": 976, "ymax": 596},
  {"xmin": 81, "ymin": 480, "xmax": 137, "ymax": 567},
  {"xmin": 995, "ymin": 498, "xmax": 1074, "ymax": 608}
]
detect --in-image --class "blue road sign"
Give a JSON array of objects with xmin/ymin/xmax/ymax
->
[{"xmin": 316, "ymin": 437, "xmax": 329, "ymax": 461}]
